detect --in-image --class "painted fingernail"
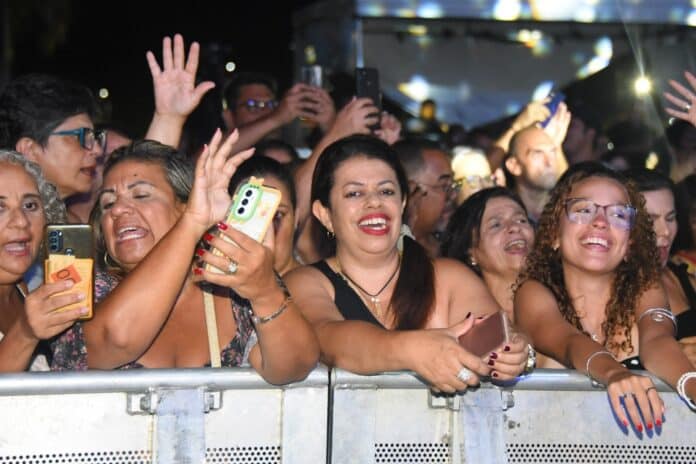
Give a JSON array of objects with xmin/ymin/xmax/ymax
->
[
  {"xmin": 492, "ymin": 372, "xmax": 499, "ymax": 378},
  {"xmin": 196, "ymin": 248, "xmax": 205, "ymax": 257},
  {"xmin": 646, "ymin": 422, "xmax": 653, "ymax": 430},
  {"xmin": 203, "ymin": 233, "xmax": 214, "ymax": 242},
  {"xmin": 504, "ymin": 345, "xmax": 511, "ymax": 352},
  {"xmin": 217, "ymin": 222, "xmax": 228, "ymax": 230},
  {"xmin": 637, "ymin": 424, "xmax": 643, "ymax": 433},
  {"xmin": 79, "ymin": 307, "xmax": 89, "ymax": 315},
  {"xmin": 488, "ymin": 360, "xmax": 495, "ymax": 366},
  {"xmin": 193, "ymin": 268, "xmax": 203, "ymax": 275},
  {"xmin": 622, "ymin": 420, "xmax": 629, "ymax": 427},
  {"xmin": 656, "ymin": 419, "xmax": 662, "ymax": 427},
  {"xmin": 465, "ymin": 312, "xmax": 472, "ymax": 319},
  {"xmin": 489, "ymin": 352, "xmax": 498, "ymax": 359}
]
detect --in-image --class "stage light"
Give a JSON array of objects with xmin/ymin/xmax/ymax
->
[
  {"xmin": 493, "ymin": 0, "xmax": 521, "ymax": 21},
  {"xmin": 98, "ymin": 88, "xmax": 109, "ymax": 99},
  {"xmin": 634, "ymin": 76, "xmax": 652, "ymax": 96},
  {"xmin": 225, "ymin": 62, "xmax": 236, "ymax": 73},
  {"xmin": 407, "ymin": 25, "xmax": 428, "ymax": 36}
]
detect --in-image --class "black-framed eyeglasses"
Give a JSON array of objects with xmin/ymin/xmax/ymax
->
[
  {"xmin": 564, "ymin": 198, "xmax": 636, "ymax": 230},
  {"xmin": 237, "ymin": 99, "xmax": 279, "ymax": 112},
  {"xmin": 50, "ymin": 127, "xmax": 106, "ymax": 150}
]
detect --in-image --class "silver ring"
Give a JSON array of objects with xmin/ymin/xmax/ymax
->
[
  {"xmin": 622, "ymin": 392, "xmax": 634, "ymax": 399},
  {"xmin": 226, "ymin": 260, "xmax": 238, "ymax": 275},
  {"xmin": 457, "ymin": 367, "xmax": 473, "ymax": 382},
  {"xmin": 646, "ymin": 386, "xmax": 658, "ymax": 394},
  {"xmin": 685, "ymin": 102, "xmax": 692, "ymax": 111}
]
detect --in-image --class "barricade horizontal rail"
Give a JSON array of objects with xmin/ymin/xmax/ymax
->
[{"xmin": 1, "ymin": 367, "xmax": 695, "ymax": 464}]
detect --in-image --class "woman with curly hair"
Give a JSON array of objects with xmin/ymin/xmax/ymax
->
[
  {"xmin": 515, "ymin": 162, "xmax": 696, "ymax": 433},
  {"xmin": 0, "ymin": 150, "xmax": 86, "ymax": 372}
]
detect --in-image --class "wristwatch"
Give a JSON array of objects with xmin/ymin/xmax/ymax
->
[{"xmin": 523, "ymin": 344, "xmax": 537, "ymax": 375}]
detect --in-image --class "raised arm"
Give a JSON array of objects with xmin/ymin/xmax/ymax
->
[
  {"xmin": 84, "ymin": 130, "xmax": 253, "ymax": 368},
  {"xmin": 144, "ymin": 34, "xmax": 215, "ymax": 147},
  {"xmin": 515, "ymin": 279, "xmax": 664, "ymax": 432},
  {"xmin": 664, "ymin": 71, "xmax": 696, "ymax": 127},
  {"xmin": 284, "ymin": 264, "xmax": 491, "ymax": 393}
]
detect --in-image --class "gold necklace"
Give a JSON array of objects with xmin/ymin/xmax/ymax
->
[{"xmin": 335, "ymin": 255, "xmax": 401, "ymax": 314}]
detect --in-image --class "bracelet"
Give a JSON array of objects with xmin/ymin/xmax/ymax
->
[
  {"xmin": 637, "ymin": 307, "xmax": 677, "ymax": 333},
  {"xmin": 249, "ymin": 295, "xmax": 292, "ymax": 325},
  {"xmin": 585, "ymin": 350, "xmax": 615, "ymax": 381},
  {"xmin": 523, "ymin": 344, "xmax": 537, "ymax": 375},
  {"xmin": 676, "ymin": 371, "xmax": 696, "ymax": 411}
]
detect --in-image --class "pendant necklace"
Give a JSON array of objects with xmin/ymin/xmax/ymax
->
[{"xmin": 336, "ymin": 255, "xmax": 401, "ymax": 314}]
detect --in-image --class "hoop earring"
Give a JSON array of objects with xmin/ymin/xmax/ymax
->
[
  {"xmin": 104, "ymin": 251, "xmax": 120, "ymax": 269},
  {"xmin": 326, "ymin": 229, "xmax": 335, "ymax": 239}
]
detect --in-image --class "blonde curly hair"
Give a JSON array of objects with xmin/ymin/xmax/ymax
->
[{"xmin": 516, "ymin": 162, "xmax": 660, "ymax": 354}]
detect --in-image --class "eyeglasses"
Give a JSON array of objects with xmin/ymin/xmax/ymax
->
[
  {"xmin": 50, "ymin": 127, "xmax": 106, "ymax": 150},
  {"xmin": 564, "ymin": 198, "xmax": 636, "ymax": 230},
  {"xmin": 415, "ymin": 180, "xmax": 460, "ymax": 197},
  {"xmin": 453, "ymin": 175, "xmax": 496, "ymax": 190},
  {"xmin": 237, "ymin": 99, "xmax": 279, "ymax": 112}
]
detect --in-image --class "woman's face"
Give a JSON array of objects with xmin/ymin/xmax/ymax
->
[
  {"xmin": 0, "ymin": 162, "xmax": 45, "ymax": 283},
  {"xmin": 642, "ymin": 188, "xmax": 677, "ymax": 267},
  {"xmin": 315, "ymin": 156, "xmax": 405, "ymax": 256},
  {"xmin": 262, "ymin": 174, "xmax": 296, "ymax": 274},
  {"xmin": 558, "ymin": 176, "xmax": 632, "ymax": 275},
  {"xmin": 470, "ymin": 196, "xmax": 534, "ymax": 279},
  {"xmin": 99, "ymin": 160, "xmax": 185, "ymax": 272}
]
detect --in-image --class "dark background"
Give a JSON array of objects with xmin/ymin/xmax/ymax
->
[{"xmin": 4, "ymin": 0, "xmax": 321, "ymax": 136}]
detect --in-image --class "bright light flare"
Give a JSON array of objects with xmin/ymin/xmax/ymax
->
[{"xmin": 634, "ymin": 76, "xmax": 652, "ymax": 96}]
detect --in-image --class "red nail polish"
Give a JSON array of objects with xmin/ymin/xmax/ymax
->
[
  {"xmin": 504, "ymin": 345, "xmax": 511, "ymax": 352},
  {"xmin": 203, "ymin": 233, "xmax": 214, "ymax": 242},
  {"xmin": 465, "ymin": 312, "xmax": 472, "ymax": 319},
  {"xmin": 637, "ymin": 424, "xmax": 643, "ymax": 433},
  {"xmin": 193, "ymin": 268, "xmax": 203, "ymax": 275},
  {"xmin": 217, "ymin": 222, "xmax": 228, "ymax": 230},
  {"xmin": 492, "ymin": 372, "xmax": 499, "ymax": 378},
  {"xmin": 656, "ymin": 419, "xmax": 662, "ymax": 427},
  {"xmin": 488, "ymin": 360, "xmax": 495, "ymax": 366},
  {"xmin": 489, "ymin": 352, "xmax": 498, "ymax": 359},
  {"xmin": 196, "ymin": 248, "xmax": 205, "ymax": 257},
  {"xmin": 622, "ymin": 420, "xmax": 629, "ymax": 427},
  {"xmin": 646, "ymin": 422, "xmax": 653, "ymax": 430}
]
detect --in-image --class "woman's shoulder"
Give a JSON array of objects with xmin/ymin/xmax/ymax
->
[{"xmin": 432, "ymin": 256, "xmax": 478, "ymax": 279}]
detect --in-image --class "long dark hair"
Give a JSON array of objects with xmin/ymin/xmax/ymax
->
[
  {"xmin": 441, "ymin": 187, "xmax": 528, "ymax": 276},
  {"xmin": 311, "ymin": 135, "xmax": 435, "ymax": 329}
]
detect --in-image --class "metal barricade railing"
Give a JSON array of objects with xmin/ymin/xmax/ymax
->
[
  {"xmin": 329, "ymin": 368, "xmax": 696, "ymax": 464},
  {"xmin": 0, "ymin": 366, "xmax": 329, "ymax": 464}
]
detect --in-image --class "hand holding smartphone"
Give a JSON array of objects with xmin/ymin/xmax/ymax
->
[
  {"xmin": 458, "ymin": 311, "xmax": 510, "ymax": 358},
  {"xmin": 205, "ymin": 177, "xmax": 281, "ymax": 274},
  {"xmin": 540, "ymin": 92, "xmax": 565, "ymax": 128},
  {"xmin": 355, "ymin": 67, "xmax": 382, "ymax": 131},
  {"xmin": 44, "ymin": 224, "xmax": 94, "ymax": 319}
]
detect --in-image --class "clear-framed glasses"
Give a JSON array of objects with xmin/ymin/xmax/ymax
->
[
  {"xmin": 415, "ymin": 180, "xmax": 461, "ymax": 197},
  {"xmin": 50, "ymin": 127, "xmax": 106, "ymax": 151},
  {"xmin": 238, "ymin": 99, "xmax": 279, "ymax": 112},
  {"xmin": 564, "ymin": 198, "xmax": 636, "ymax": 230}
]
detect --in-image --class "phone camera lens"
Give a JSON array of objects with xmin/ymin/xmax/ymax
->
[
  {"xmin": 245, "ymin": 189, "xmax": 253, "ymax": 197},
  {"xmin": 237, "ymin": 207, "xmax": 245, "ymax": 215},
  {"xmin": 241, "ymin": 198, "xmax": 249, "ymax": 206}
]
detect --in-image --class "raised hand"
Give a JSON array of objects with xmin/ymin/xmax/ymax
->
[
  {"xmin": 664, "ymin": 71, "xmax": 696, "ymax": 127},
  {"xmin": 375, "ymin": 111, "xmax": 402, "ymax": 145},
  {"xmin": 543, "ymin": 102, "xmax": 571, "ymax": 148},
  {"xmin": 21, "ymin": 280, "xmax": 87, "ymax": 340},
  {"xmin": 184, "ymin": 129, "xmax": 254, "ymax": 232},
  {"xmin": 305, "ymin": 87, "xmax": 336, "ymax": 131},
  {"xmin": 146, "ymin": 34, "xmax": 215, "ymax": 122},
  {"xmin": 327, "ymin": 97, "xmax": 380, "ymax": 140}
]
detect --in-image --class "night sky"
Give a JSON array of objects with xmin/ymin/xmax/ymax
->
[{"xmin": 6, "ymin": 0, "xmax": 321, "ymax": 136}]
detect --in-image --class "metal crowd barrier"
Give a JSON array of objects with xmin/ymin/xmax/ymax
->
[
  {"xmin": 330, "ymin": 368, "xmax": 696, "ymax": 464},
  {"xmin": 0, "ymin": 367, "xmax": 329, "ymax": 464},
  {"xmin": 1, "ymin": 367, "xmax": 695, "ymax": 463}
]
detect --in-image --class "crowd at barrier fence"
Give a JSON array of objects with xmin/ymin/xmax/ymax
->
[{"xmin": 1, "ymin": 367, "xmax": 695, "ymax": 464}]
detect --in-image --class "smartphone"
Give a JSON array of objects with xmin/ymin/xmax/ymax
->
[
  {"xmin": 301, "ymin": 65, "xmax": 323, "ymax": 88},
  {"xmin": 44, "ymin": 224, "xmax": 94, "ymax": 319},
  {"xmin": 206, "ymin": 177, "xmax": 281, "ymax": 273},
  {"xmin": 540, "ymin": 92, "xmax": 565, "ymax": 128},
  {"xmin": 355, "ymin": 67, "xmax": 382, "ymax": 131},
  {"xmin": 45, "ymin": 224, "xmax": 94, "ymax": 258},
  {"xmin": 458, "ymin": 311, "xmax": 510, "ymax": 358}
]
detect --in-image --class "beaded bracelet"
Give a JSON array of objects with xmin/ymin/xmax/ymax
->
[
  {"xmin": 250, "ymin": 295, "xmax": 292, "ymax": 325},
  {"xmin": 585, "ymin": 350, "xmax": 616, "ymax": 382},
  {"xmin": 676, "ymin": 371, "xmax": 696, "ymax": 411}
]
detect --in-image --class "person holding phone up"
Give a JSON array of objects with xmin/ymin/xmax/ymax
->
[
  {"xmin": 51, "ymin": 130, "xmax": 319, "ymax": 384},
  {"xmin": 285, "ymin": 135, "xmax": 533, "ymax": 392},
  {"xmin": 0, "ymin": 151, "xmax": 87, "ymax": 372}
]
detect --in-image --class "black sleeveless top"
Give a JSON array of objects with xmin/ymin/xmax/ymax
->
[
  {"xmin": 312, "ymin": 260, "xmax": 385, "ymax": 329},
  {"xmin": 620, "ymin": 262, "xmax": 696, "ymax": 370}
]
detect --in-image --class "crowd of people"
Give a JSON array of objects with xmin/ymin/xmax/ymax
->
[{"xmin": 0, "ymin": 33, "xmax": 695, "ymax": 433}]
